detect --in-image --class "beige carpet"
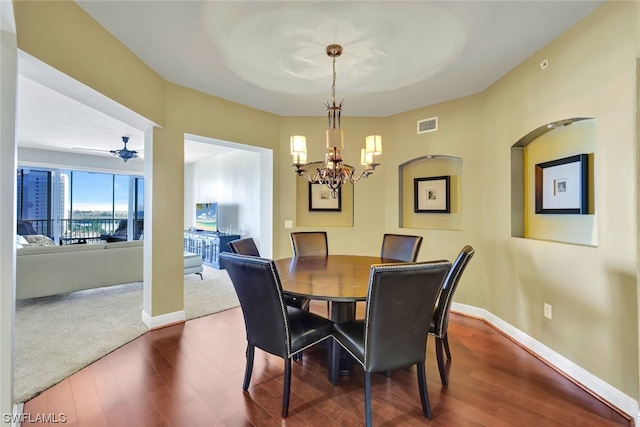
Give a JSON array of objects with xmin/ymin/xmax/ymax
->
[{"xmin": 14, "ymin": 265, "xmax": 239, "ymax": 403}]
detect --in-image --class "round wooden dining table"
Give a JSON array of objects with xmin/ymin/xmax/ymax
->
[
  {"xmin": 275, "ymin": 255, "xmax": 403, "ymax": 323},
  {"xmin": 276, "ymin": 255, "xmax": 404, "ymax": 378}
]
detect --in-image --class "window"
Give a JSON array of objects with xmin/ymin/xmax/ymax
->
[
  {"xmin": 16, "ymin": 167, "xmax": 144, "ymax": 244},
  {"xmin": 17, "ymin": 169, "xmax": 51, "ymax": 236}
]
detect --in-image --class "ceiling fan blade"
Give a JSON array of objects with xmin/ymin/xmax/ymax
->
[{"xmin": 71, "ymin": 147, "xmax": 111, "ymax": 153}]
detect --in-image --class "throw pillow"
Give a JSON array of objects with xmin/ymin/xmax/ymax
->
[
  {"xmin": 24, "ymin": 234, "xmax": 56, "ymax": 247},
  {"xmin": 16, "ymin": 235, "xmax": 29, "ymax": 246}
]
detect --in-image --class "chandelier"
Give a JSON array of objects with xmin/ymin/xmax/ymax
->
[{"xmin": 290, "ymin": 44, "xmax": 382, "ymax": 198}]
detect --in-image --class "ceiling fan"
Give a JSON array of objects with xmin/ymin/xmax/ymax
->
[
  {"xmin": 72, "ymin": 136, "xmax": 141, "ymax": 162},
  {"xmin": 109, "ymin": 136, "xmax": 140, "ymax": 162}
]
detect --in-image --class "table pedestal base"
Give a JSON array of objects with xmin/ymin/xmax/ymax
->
[{"xmin": 330, "ymin": 301, "xmax": 357, "ymax": 380}]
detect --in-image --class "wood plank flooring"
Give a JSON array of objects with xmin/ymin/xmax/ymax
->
[{"xmin": 22, "ymin": 301, "xmax": 632, "ymax": 426}]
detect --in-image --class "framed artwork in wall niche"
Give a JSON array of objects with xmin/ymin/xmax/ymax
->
[
  {"xmin": 309, "ymin": 183, "xmax": 342, "ymax": 211},
  {"xmin": 414, "ymin": 176, "xmax": 450, "ymax": 213},
  {"xmin": 535, "ymin": 154, "xmax": 588, "ymax": 214}
]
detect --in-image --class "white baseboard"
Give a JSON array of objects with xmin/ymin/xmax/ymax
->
[
  {"xmin": 452, "ymin": 302, "xmax": 640, "ymax": 425},
  {"xmin": 141, "ymin": 309, "xmax": 185, "ymax": 330}
]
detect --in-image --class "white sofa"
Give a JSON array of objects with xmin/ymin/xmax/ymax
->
[{"xmin": 16, "ymin": 240, "xmax": 143, "ymax": 300}]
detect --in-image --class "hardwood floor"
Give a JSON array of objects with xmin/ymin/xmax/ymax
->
[{"xmin": 23, "ymin": 301, "xmax": 631, "ymax": 426}]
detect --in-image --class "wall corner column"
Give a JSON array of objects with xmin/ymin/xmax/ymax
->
[{"xmin": 142, "ymin": 127, "xmax": 186, "ymax": 329}]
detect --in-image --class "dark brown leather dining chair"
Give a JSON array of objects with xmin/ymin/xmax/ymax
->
[
  {"xmin": 227, "ymin": 237, "xmax": 260, "ymax": 256},
  {"xmin": 380, "ymin": 233, "xmax": 423, "ymax": 262},
  {"xmin": 429, "ymin": 245, "xmax": 475, "ymax": 385},
  {"xmin": 227, "ymin": 237, "xmax": 310, "ymax": 311},
  {"xmin": 331, "ymin": 260, "xmax": 451, "ymax": 426},
  {"xmin": 290, "ymin": 231, "xmax": 328, "ymax": 257},
  {"xmin": 220, "ymin": 252, "xmax": 333, "ymax": 418},
  {"xmin": 290, "ymin": 231, "xmax": 329, "ymax": 315}
]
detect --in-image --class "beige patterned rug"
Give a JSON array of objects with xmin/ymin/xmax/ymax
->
[{"xmin": 14, "ymin": 265, "xmax": 238, "ymax": 403}]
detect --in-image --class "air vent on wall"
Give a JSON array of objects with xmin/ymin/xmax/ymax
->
[{"xmin": 417, "ymin": 117, "xmax": 438, "ymax": 134}]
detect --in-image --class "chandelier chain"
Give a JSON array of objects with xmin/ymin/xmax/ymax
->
[{"xmin": 331, "ymin": 55, "xmax": 336, "ymax": 100}]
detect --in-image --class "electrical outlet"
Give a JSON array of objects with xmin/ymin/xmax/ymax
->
[{"xmin": 544, "ymin": 303, "xmax": 552, "ymax": 319}]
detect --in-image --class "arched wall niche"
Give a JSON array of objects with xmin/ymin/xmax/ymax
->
[
  {"xmin": 295, "ymin": 179, "xmax": 354, "ymax": 227},
  {"xmin": 399, "ymin": 155, "xmax": 462, "ymax": 230},
  {"xmin": 511, "ymin": 117, "xmax": 597, "ymax": 246}
]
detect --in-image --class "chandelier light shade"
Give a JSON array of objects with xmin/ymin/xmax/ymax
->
[
  {"xmin": 291, "ymin": 44, "xmax": 382, "ymax": 198},
  {"xmin": 290, "ymin": 135, "xmax": 308, "ymax": 164}
]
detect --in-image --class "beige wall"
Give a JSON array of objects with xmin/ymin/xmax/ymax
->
[
  {"xmin": 145, "ymin": 126, "xmax": 184, "ymax": 317},
  {"xmin": 479, "ymin": 1, "xmax": 638, "ymax": 397},
  {"xmin": 384, "ymin": 94, "xmax": 488, "ymax": 313},
  {"xmin": 9, "ymin": 0, "xmax": 640, "ymax": 406}
]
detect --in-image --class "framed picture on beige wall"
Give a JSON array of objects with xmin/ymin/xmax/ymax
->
[
  {"xmin": 309, "ymin": 183, "xmax": 342, "ymax": 211},
  {"xmin": 414, "ymin": 176, "xmax": 450, "ymax": 213},
  {"xmin": 535, "ymin": 154, "xmax": 588, "ymax": 214}
]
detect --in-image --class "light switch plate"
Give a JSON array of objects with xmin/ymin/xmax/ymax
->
[
  {"xmin": 544, "ymin": 303, "xmax": 552, "ymax": 319},
  {"xmin": 284, "ymin": 220, "xmax": 293, "ymax": 229}
]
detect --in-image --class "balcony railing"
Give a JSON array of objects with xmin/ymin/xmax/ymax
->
[{"xmin": 61, "ymin": 218, "xmax": 123, "ymax": 239}]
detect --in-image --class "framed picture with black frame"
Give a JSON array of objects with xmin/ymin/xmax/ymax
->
[
  {"xmin": 414, "ymin": 176, "xmax": 450, "ymax": 213},
  {"xmin": 535, "ymin": 154, "xmax": 588, "ymax": 214},
  {"xmin": 309, "ymin": 182, "xmax": 342, "ymax": 211}
]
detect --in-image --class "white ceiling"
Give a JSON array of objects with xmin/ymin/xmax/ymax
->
[{"xmin": 17, "ymin": 0, "xmax": 604, "ymax": 160}]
